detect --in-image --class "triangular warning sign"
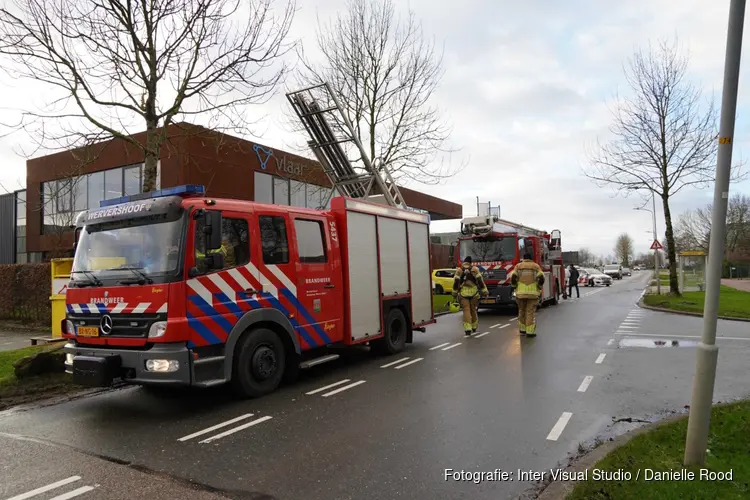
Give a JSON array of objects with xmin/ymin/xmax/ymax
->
[{"xmin": 650, "ymin": 239, "xmax": 663, "ymax": 250}]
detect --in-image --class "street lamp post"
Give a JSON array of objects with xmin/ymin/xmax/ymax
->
[
  {"xmin": 684, "ymin": 0, "xmax": 745, "ymax": 466},
  {"xmin": 634, "ymin": 193, "xmax": 660, "ymax": 294}
]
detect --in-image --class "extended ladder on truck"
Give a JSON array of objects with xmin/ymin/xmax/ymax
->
[{"xmin": 286, "ymin": 82, "xmax": 406, "ymax": 209}]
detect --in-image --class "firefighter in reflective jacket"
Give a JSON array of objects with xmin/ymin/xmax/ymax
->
[
  {"xmin": 509, "ymin": 251, "xmax": 545, "ymax": 336},
  {"xmin": 452, "ymin": 256, "xmax": 489, "ymax": 335}
]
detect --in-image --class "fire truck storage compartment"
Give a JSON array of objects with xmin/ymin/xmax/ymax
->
[
  {"xmin": 407, "ymin": 221, "xmax": 432, "ymax": 325},
  {"xmin": 345, "ymin": 210, "xmax": 382, "ymax": 342},
  {"xmin": 377, "ymin": 216, "xmax": 409, "ymax": 296}
]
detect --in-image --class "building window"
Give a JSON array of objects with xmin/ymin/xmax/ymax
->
[
  {"xmin": 15, "ymin": 190, "xmax": 27, "ymax": 264},
  {"xmin": 104, "ymin": 167, "xmax": 123, "ymax": 200},
  {"xmin": 294, "ymin": 219, "xmax": 326, "ymax": 263},
  {"xmin": 259, "ymin": 215, "xmax": 289, "ymax": 264},
  {"xmin": 124, "ymin": 165, "xmax": 141, "ymax": 195},
  {"xmin": 273, "ymin": 177, "xmax": 289, "ymax": 206},
  {"xmin": 290, "ymin": 180, "xmax": 306, "ymax": 207},
  {"xmin": 87, "ymin": 171, "xmax": 104, "ymax": 209},
  {"xmin": 254, "ymin": 171, "xmax": 273, "ymax": 204}
]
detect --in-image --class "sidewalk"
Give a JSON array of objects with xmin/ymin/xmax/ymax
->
[
  {"xmin": 722, "ymin": 278, "xmax": 750, "ymax": 292},
  {"xmin": 0, "ymin": 329, "xmax": 52, "ymax": 351}
]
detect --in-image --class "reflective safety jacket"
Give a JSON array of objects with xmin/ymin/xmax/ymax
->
[
  {"xmin": 509, "ymin": 259, "xmax": 545, "ymax": 299},
  {"xmin": 453, "ymin": 264, "xmax": 488, "ymax": 298}
]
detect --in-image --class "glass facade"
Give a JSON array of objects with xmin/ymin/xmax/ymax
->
[
  {"xmin": 254, "ymin": 171, "xmax": 339, "ymax": 209},
  {"xmin": 41, "ymin": 162, "xmax": 161, "ymax": 235}
]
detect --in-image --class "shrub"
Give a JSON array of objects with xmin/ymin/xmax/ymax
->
[{"xmin": 0, "ymin": 263, "xmax": 52, "ymax": 324}]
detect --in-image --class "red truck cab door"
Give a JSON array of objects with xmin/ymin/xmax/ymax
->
[{"xmin": 288, "ymin": 213, "xmax": 344, "ymax": 346}]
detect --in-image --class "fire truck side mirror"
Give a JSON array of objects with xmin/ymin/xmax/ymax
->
[{"xmin": 205, "ymin": 210, "xmax": 223, "ymax": 251}]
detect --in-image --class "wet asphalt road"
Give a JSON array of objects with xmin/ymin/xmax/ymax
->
[{"xmin": 1, "ymin": 271, "xmax": 749, "ymax": 500}]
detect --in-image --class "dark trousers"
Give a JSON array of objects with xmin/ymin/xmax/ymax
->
[{"xmin": 568, "ymin": 282, "xmax": 579, "ymax": 298}]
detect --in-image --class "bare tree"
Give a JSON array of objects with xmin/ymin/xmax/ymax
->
[
  {"xmin": 674, "ymin": 193, "xmax": 750, "ymax": 256},
  {"xmin": 292, "ymin": 0, "xmax": 463, "ymax": 187},
  {"xmin": 584, "ymin": 39, "xmax": 745, "ymax": 295},
  {"xmin": 614, "ymin": 233, "xmax": 634, "ymax": 267},
  {"xmin": 577, "ymin": 247, "xmax": 594, "ymax": 266},
  {"xmin": 0, "ymin": 0, "xmax": 295, "ymax": 192}
]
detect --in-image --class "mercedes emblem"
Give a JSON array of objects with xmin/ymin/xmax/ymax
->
[{"xmin": 100, "ymin": 314, "xmax": 113, "ymax": 335}]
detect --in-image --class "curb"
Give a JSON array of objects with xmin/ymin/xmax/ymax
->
[
  {"xmin": 536, "ymin": 413, "xmax": 688, "ymax": 500},
  {"xmin": 637, "ymin": 299, "xmax": 750, "ymax": 323}
]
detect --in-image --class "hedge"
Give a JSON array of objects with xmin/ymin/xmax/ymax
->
[{"xmin": 0, "ymin": 263, "xmax": 52, "ymax": 324}]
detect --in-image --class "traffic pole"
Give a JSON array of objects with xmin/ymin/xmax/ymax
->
[
  {"xmin": 653, "ymin": 193, "xmax": 660, "ymax": 295},
  {"xmin": 684, "ymin": 0, "xmax": 746, "ymax": 466}
]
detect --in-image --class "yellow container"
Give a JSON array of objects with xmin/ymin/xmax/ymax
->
[
  {"xmin": 50, "ymin": 294, "xmax": 67, "ymax": 337},
  {"xmin": 50, "ymin": 258, "xmax": 74, "ymax": 338}
]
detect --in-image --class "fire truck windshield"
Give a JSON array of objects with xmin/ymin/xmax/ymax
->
[
  {"xmin": 71, "ymin": 218, "xmax": 184, "ymax": 285},
  {"xmin": 460, "ymin": 236, "xmax": 517, "ymax": 262}
]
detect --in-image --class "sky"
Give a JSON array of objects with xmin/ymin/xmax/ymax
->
[{"xmin": 1, "ymin": 0, "xmax": 749, "ymax": 258}]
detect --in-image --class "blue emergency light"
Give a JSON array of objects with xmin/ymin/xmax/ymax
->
[{"xmin": 99, "ymin": 184, "xmax": 205, "ymax": 207}]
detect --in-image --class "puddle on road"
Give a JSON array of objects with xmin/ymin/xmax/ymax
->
[{"xmin": 618, "ymin": 338, "xmax": 698, "ymax": 348}]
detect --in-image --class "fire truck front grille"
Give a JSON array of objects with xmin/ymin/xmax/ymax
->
[
  {"xmin": 67, "ymin": 312, "xmax": 166, "ymax": 338},
  {"xmin": 482, "ymin": 269, "xmax": 508, "ymax": 281}
]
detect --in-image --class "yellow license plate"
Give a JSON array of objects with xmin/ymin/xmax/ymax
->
[
  {"xmin": 481, "ymin": 299, "xmax": 496, "ymax": 304},
  {"xmin": 77, "ymin": 326, "xmax": 100, "ymax": 337}
]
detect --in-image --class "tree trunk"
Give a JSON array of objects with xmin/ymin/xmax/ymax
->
[
  {"xmin": 142, "ymin": 119, "xmax": 159, "ymax": 192},
  {"xmin": 661, "ymin": 194, "xmax": 680, "ymax": 295}
]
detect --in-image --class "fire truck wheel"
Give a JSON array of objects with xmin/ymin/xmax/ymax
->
[
  {"xmin": 373, "ymin": 308, "xmax": 407, "ymax": 355},
  {"xmin": 232, "ymin": 328, "xmax": 286, "ymax": 398}
]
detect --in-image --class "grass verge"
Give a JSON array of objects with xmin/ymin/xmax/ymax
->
[
  {"xmin": 433, "ymin": 293, "xmax": 455, "ymax": 314},
  {"xmin": 643, "ymin": 285, "xmax": 750, "ymax": 319},
  {"xmin": 566, "ymin": 400, "xmax": 750, "ymax": 499},
  {"xmin": 0, "ymin": 343, "xmax": 80, "ymax": 411}
]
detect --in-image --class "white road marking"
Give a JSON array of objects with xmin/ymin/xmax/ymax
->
[
  {"xmin": 198, "ymin": 416, "xmax": 273, "ymax": 443},
  {"xmin": 48, "ymin": 486, "xmax": 97, "ymax": 500},
  {"xmin": 178, "ymin": 414, "xmax": 256, "ymax": 441},
  {"xmin": 474, "ymin": 332, "xmax": 490, "ymax": 338},
  {"xmin": 617, "ymin": 325, "xmax": 639, "ymax": 329},
  {"xmin": 607, "ymin": 339, "xmax": 615, "ymax": 346},
  {"xmin": 490, "ymin": 323, "xmax": 503, "ymax": 328},
  {"xmin": 394, "ymin": 358, "xmax": 424, "ymax": 369},
  {"xmin": 381, "ymin": 357, "xmax": 410, "ymax": 368},
  {"xmin": 305, "ymin": 379, "xmax": 351, "ymax": 395},
  {"xmin": 546, "ymin": 412, "xmax": 573, "ymax": 441},
  {"xmin": 497, "ymin": 324, "xmax": 510, "ymax": 329},
  {"xmin": 5, "ymin": 476, "xmax": 81, "ymax": 500},
  {"xmin": 621, "ymin": 319, "xmax": 640, "ymax": 323},
  {"xmin": 614, "ymin": 332, "xmax": 750, "ymax": 341},
  {"xmin": 321, "ymin": 380, "xmax": 366, "ymax": 397},
  {"xmin": 442, "ymin": 342, "xmax": 462, "ymax": 350},
  {"xmin": 429, "ymin": 342, "xmax": 450, "ymax": 350},
  {"xmin": 595, "ymin": 353, "xmax": 606, "ymax": 364},
  {"xmin": 577, "ymin": 376, "xmax": 593, "ymax": 393},
  {"xmin": 470, "ymin": 331, "xmax": 487, "ymax": 337}
]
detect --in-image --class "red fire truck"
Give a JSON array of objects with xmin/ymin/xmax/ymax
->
[
  {"xmin": 456, "ymin": 215, "xmax": 565, "ymax": 309},
  {"xmin": 62, "ymin": 83, "xmax": 435, "ymax": 397}
]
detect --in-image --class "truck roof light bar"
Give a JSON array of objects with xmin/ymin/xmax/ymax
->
[{"xmin": 99, "ymin": 184, "xmax": 205, "ymax": 207}]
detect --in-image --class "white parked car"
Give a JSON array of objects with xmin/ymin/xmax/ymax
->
[{"xmin": 582, "ymin": 268, "xmax": 613, "ymax": 287}]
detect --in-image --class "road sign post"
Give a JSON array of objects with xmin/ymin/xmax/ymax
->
[
  {"xmin": 684, "ymin": 0, "xmax": 746, "ymax": 467},
  {"xmin": 650, "ymin": 238, "xmax": 663, "ymax": 294}
]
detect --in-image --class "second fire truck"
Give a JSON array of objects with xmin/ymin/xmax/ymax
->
[{"xmin": 456, "ymin": 214, "xmax": 565, "ymax": 309}]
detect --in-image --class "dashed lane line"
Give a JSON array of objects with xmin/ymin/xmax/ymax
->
[
  {"xmin": 394, "ymin": 358, "xmax": 424, "ymax": 369},
  {"xmin": 577, "ymin": 376, "xmax": 593, "ymax": 393},
  {"xmin": 546, "ymin": 412, "xmax": 573, "ymax": 441},
  {"xmin": 474, "ymin": 331, "xmax": 491, "ymax": 338},
  {"xmin": 321, "ymin": 380, "xmax": 366, "ymax": 397},
  {"xmin": 48, "ymin": 486, "xmax": 97, "ymax": 500},
  {"xmin": 442, "ymin": 342, "xmax": 462, "ymax": 351},
  {"xmin": 381, "ymin": 357, "xmax": 410, "ymax": 368},
  {"xmin": 595, "ymin": 353, "xmax": 606, "ymax": 364},
  {"xmin": 470, "ymin": 330, "xmax": 487, "ymax": 337},
  {"xmin": 5, "ymin": 476, "xmax": 83, "ymax": 500},
  {"xmin": 490, "ymin": 323, "xmax": 504, "ymax": 328},
  {"xmin": 497, "ymin": 324, "xmax": 510, "ymax": 329},
  {"xmin": 429, "ymin": 342, "xmax": 450, "ymax": 350},
  {"xmin": 178, "ymin": 414, "xmax": 256, "ymax": 442},
  {"xmin": 305, "ymin": 379, "xmax": 351, "ymax": 395},
  {"xmin": 198, "ymin": 416, "xmax": 273, "ymax": 444},
  {"xmin": 607, "ymin": 339, "xmax": 615, "ymax": 346}
]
